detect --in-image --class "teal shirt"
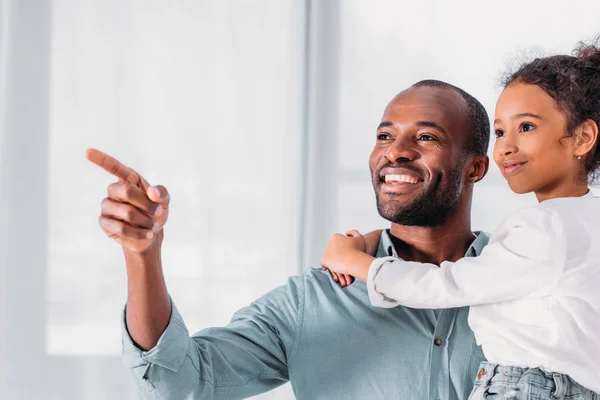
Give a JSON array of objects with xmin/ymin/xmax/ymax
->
[{"xmin": 122, "ymin": 231, "xmax": 489, "ymax": 399}]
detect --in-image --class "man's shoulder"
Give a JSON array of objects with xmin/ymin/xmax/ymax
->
[
  {"xmin": 229, "ymin": 267, "xmax": 350, "ymax": 338},
  {"xmin": 248, "ymin": 267, "xmax": 338, "ymax": 308},
  {"xmin": 301, "ymin": 266, "xmax": 338, "ymax": 281},
  {"xmin": 300, "ymin": 266, "xmax": 361, "ymax": 292}
]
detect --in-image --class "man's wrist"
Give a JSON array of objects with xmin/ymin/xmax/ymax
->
[{"xmin": 123, "ymin": 231, "xmax": 163, "ymax": 270}]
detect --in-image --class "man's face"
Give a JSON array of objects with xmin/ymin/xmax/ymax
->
[{"xmin": 369, "ymin": 86, "xmax": 472, "ymax": 226}]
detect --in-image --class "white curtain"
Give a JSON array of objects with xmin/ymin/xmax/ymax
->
[
  {"xmin": 2, "ymin": 0, "xmax": 304, "ymax": 398},
  {"xmin": 2, "ymin": 0, "xmax": 600, "ymax": 399}
]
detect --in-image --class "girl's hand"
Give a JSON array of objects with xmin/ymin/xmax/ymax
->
[
  {"xmin": 322, "ymin": 267, "xmax": 354, "ymax": 288},
  {"xmin": 320, "ymin": 230, "xmax": 367, "ymax": 287}
]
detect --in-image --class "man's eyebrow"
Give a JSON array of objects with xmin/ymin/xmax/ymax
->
[
  {"xmin": 377, "ymin": 121, "xmax": 394, "ymax": 130},
  {"xmin": 377, "ymin": 120, "xmax": 448, "ymax": 135},
  {"xmin": 415, "ymin": 120, "xmax": 447, "ymax": 135},
  {"xmin": 494, "ymin": 113, "xmax": 543, "ymax": 124}
]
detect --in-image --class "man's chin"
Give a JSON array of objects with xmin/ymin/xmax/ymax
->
[
  {"xmin": 375, "ymin": 192, "xmax": 449, "ymax": 227},
  {"xmin": 376, "ymin": 200, "xmax": 418, "ymax": 221}
]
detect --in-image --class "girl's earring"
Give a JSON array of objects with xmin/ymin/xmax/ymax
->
[{"xmin": 578, "ymin": 156, "xmax": 582, "ymax": 160}]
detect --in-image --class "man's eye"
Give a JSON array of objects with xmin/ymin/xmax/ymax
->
[
  {"xmin": 495, "ymin": 130, "xmax": 505, "ymax": 138},
  {"xmin": 418, "ymin": 134, "xmax": 436, "ymax": 141},
  {"xmin": 520, "ymin": 123, "xmax": 535, "ymax": 132}
]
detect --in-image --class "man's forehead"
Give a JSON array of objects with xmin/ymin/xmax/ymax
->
[{"xmin": 382, "ymin": 86, "xmax": 467, "ymax": 128}]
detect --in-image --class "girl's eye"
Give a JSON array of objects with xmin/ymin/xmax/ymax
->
[
  {"xmin": 377, "ymin": 133, "xmax": 391, "ymax": 141},
  {"xmin": 520, "ymin": 123, "xmax": 535, "ymax": 132},
  {"xmin": 495, "ymin": 129, "xmax": 505, "ymax": 138}
]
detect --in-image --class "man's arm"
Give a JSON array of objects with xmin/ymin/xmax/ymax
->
[
  {"xmin": 122, "ymin": 279, "xmax": 303, "ymax": 399},
  {"xmin": 123, "ymin": 241, "xmax": 172, "ymax": 350},
  {"xmin": 86, "ymin": 148, "xmax": 172, "ymax": 350},
  {"xmin": 87, "ymin": 149, "xmax": 301, "ymax": 399}
]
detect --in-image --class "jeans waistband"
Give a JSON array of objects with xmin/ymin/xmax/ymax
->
[{"xmin": 474, "ymin": 362, "xmax": 599, "ymax": 399}]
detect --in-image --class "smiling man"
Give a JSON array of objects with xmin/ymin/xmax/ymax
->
[
  {"xmin": 373, "ymin": 83, "xmax": 488, "ymax": 232},
  {"xmin": 89, "ymin": 80, "xmax": 491, "ymax": 399}
]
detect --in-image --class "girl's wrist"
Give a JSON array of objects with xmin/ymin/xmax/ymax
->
[{"xmin": 348, "ymin": 251, "xmax": 375, "ymax": 282}]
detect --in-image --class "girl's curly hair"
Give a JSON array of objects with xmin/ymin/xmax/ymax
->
[{"xmin": 503, "ymin": 36, "xmax": 600, "ymax": 181}]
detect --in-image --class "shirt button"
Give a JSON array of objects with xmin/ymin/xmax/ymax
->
[{"xmin": 434, "ymin": 338, "xmax": 442, "ymax": 346}]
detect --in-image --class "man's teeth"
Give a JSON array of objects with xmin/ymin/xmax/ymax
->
[{"xmin": 385, "ymin": 174, "xmax": 420, "ymax": 184}]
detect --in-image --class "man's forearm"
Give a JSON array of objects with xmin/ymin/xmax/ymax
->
[
  {"xmin": 124, "ymin": 236, "xmax": 172, "ymax": 351},
  {"xmin": 86, "ymin": 149, "xmax": 174, "ymax": 351}
]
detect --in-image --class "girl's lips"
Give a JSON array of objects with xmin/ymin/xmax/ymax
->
[{"xmin": 503, "ymin": 161, "xmax": 527, "ymax": 175}]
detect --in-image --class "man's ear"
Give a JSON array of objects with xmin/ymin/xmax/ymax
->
[{"xmin": 466, "ymin": 154, "xmax": 489, "ymax": 184}]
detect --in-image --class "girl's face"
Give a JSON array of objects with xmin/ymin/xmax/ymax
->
[{"xmin": 493, "ymin": 82, "xmax": 581, "ymax": 200}]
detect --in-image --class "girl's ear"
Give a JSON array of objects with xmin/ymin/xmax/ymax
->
[{"xmin": 573, "ymin": 119, "xmax": 599, "ymax": 159}]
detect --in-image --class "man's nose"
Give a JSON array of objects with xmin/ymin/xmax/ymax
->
[{"xmin": 385, "ymin": 136, "xmax": 418, "ymax": 162}]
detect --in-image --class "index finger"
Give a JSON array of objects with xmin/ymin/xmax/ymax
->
[{"xmin": 86, "ymin": 148, "xmax": 148, "ymax": 189}]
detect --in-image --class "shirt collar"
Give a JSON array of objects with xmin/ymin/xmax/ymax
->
[
  {"xmin": 377, "ymin": 229, "xmax": 489, "ymax": 259},
  {"xmin": 541, "ymin": 188, "xmax": 594, "ymax": 202}
]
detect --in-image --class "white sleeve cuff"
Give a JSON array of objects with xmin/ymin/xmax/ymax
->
[{"xmin": 367, "ymin": 256, "xmax": 401, "ymax": 308}]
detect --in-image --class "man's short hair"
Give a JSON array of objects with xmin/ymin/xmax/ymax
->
[{"xmin": 412, "ymin": 80, "xmax": 490, "ymax": 156}]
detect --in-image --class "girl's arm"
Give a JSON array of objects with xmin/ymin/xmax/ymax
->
[{"xmin": 368, "ymin": 207, "xmax": 566, "ymax": 309}]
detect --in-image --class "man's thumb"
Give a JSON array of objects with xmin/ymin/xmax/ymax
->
[{"xmin": 147, "ymin": 185, "xmax": 170, "ymax": 205}]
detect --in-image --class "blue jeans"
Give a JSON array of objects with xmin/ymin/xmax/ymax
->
[{"xmin": 469, "ymin": 362, "xmax": 599, "ymax": 400}]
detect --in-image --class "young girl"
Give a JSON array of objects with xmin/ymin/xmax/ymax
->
[{"xmin": 321, "ymin": 41, "xmax": 600, "ymax": 399}]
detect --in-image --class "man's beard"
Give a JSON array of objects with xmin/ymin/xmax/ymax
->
[{"xmin": 373, "ymin": 163, "xmax": 464, "ymax": 227}]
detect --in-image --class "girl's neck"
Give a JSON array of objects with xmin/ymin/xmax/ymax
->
[{"xmin": 535, "ymin": 181, "xmax": 589, "ymax": 202}]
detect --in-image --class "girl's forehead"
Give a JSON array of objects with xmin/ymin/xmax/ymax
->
[{"xmin": 495, "ymin": 83, "xmax": 562, "ymax": 120}]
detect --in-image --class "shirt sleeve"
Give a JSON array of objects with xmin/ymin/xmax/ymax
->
[
  {"xmin": 121, "ymin": 276, "xmax": 305, "ymax": 400},
  {"xmin": 367, "ymin": 207, "xmax": 567, "ymax": 309}
]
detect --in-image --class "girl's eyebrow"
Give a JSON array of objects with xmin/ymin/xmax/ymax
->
[{"xmin": 494, "ymin": 113, "xmax": 543, "ymax": 124}]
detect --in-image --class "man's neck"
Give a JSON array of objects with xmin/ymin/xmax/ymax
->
[{"xmin": 389, "ymin": 222, "xmax": 475, "ymax": 266}]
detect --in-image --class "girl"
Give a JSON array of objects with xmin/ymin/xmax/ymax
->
[{"xmin": 321, "ymin": 40, "xmax": 600, "ymax": 399}]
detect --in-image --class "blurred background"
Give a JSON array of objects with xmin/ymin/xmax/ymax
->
[{"xmin": 1, "ymin": 0, "xmax": 599, "ymax": 399}]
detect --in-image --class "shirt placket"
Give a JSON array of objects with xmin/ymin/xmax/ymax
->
[{"xmin": 428, "ymin": 308, "xmax": 457, "ymax": 400}]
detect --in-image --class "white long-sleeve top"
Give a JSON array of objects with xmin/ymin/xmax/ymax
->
[{"xmin": 367, "ymin": 192, "xmax": 600, "ymax": 392}]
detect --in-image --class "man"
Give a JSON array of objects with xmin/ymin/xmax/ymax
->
[{"xmin": 87, "ymin": 79, "xmax": 491, "ymax": 399}]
